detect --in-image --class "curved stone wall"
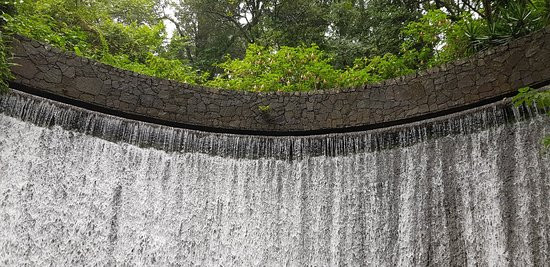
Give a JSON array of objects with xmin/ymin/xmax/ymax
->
[
  {"xmin": 9, "ymin": 27, "xmax": 550, "ymax": 133},
  {"xmin": 1, "ymin": 86, "xmax": 549, "ymax": 265}
]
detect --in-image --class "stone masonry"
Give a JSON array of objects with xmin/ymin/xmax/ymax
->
[{"xmin": 9, "ymin": 27, "xmax": 550, "ymax": 132}]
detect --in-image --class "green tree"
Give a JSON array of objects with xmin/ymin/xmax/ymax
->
[
  {"xmin": 325, "ymin": 0, "xmax": 423, "ymax": 68},
  {"xmin": 207, "ymin": 44, "xmax": 341, "ymax": 92},
  {"xmin": 167, "ymin": 0, "xmax": 273, "ymax": 74},
  {"xmin": 4, "ymin": 0, "xmax": 205, "ymax": 84},
  {"xmin": 257, "ymin": 0, "xmax": 330, "ymax": 48}
]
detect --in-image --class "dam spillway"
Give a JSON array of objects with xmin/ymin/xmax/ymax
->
[{"xmin": 0, "ymin": 90, "xmax": 549, "ymax": 266}]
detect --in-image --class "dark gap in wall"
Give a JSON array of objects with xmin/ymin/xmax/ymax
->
[{"xmin": 8, "ymin": 81, "xmax": 548, "ymax": 137}]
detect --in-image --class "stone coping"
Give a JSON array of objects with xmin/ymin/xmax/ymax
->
[{"xmin": 9, "ymin": 27, "xmax": 550, "ymax": 132}]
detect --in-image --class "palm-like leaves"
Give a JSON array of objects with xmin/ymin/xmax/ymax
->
[{"xmin": 465, "ymin": 1, "xmax": 547, "ymax": 53}]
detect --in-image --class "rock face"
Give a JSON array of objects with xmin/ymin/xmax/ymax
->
[{"xmin": 9, "ymin": 27, "xmax": 550, "ymax": 132}]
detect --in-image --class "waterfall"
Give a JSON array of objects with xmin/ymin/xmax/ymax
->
[{"xmin": 0, "ymin": 90, "xmax": 549, "ymax": 266}]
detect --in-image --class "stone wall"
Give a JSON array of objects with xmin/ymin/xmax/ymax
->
[{"xmin": 9, "ymin": 27, "xmax": 550, "ymax": 133}]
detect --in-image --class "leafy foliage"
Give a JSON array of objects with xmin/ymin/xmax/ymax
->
[
  {"xmin": 206, "ymin": 9, "xmax": 476, "ymax": 91},
  {"xmin": 340, "ymin": 55, "xmax": 414, "ymax": 87},
  {"xmin": 513, "ymin": 87, "xmax": 550, "ymax": 114},
  {"xmin": 169, "ymin": 0, "xmax": 424, "ymax": 72},
  {"xmin": 0, "ymin": 1, "xmax": 16, "ymax": 94},
  {"xmin": 207, "ymin": 44, "xmax": 341, "ymax": 92},
  {"xmin": 460, "ymin": 1, "xmax": 550, "ymax": 53},
  {"xmin": 4, "ymin": 0, "xmax": 205, "ymax": 84},
  {"xmin": 513, "ymin": 87, "xmax": 550, "ymax": 148},
  {"xmin": 325, "ymin": 0, "xmax": 423, "ymax": 68},
  {"xmin": 0, "ymin": 32, "xmax": 13, "ymax": 94},
  {"xmin": 102, "ymin": 53, "xmax": 207, "ymax": 84}
]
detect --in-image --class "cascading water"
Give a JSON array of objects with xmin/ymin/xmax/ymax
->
[{"xmin": 0, "ymin": 90, "xmax": 549, "ymax": 266}]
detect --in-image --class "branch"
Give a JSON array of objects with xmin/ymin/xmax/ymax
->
[
  {"xmin": 461, "ymin": 0, "xmax": 485, "ymax": 18},
  {"xmin": 434, "ymin": 0, "xmax": 460, "ymax": 21},
  {"xmin": 160, "ymin": 15, "xmax": 195, "ymax": 63},
  {"xmin": 204, "ymin": 9, "xmax": 255, "ymax": 43}
]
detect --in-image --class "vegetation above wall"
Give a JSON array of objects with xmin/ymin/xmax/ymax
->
[
  {"xmin": 1, "ymin": 0, "xmax": 550, "ymax": 93},
  {"xmin": 0, "ymin": 33, "xmax": 12, "ymax": 94},
  {"xmin": 0, "ymin": 2, "xmax": 15, "ymax": 93}
]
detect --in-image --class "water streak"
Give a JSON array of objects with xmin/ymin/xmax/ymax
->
[{"xmin": 0, "ymin": 90, "xmax": 549, "ymax": 266}]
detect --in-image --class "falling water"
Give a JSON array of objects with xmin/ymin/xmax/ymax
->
[{"xmin": 0, "ymin": 90, "xmax": 549, "ymax": 266}]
